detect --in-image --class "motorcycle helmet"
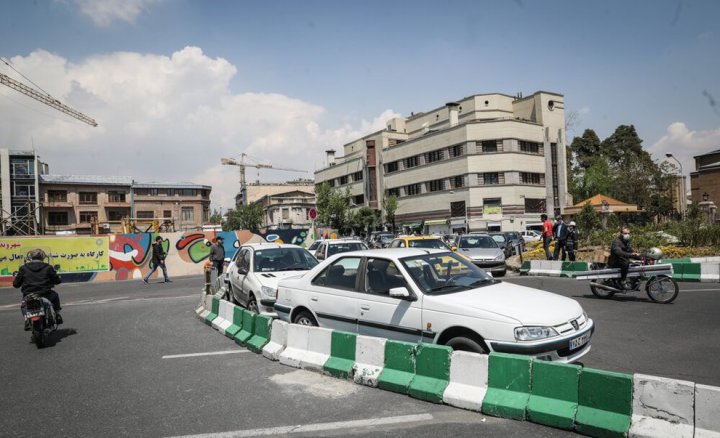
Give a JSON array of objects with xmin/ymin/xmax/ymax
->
[
  {"xmin": 568, "ymin": 221, "xmax": 576, "ymax": 227},
  {"xmin": 646, "ymin": 247, "xmax": 663, "ymax": 260},
  {"xmin": 28, "ymin": 248, "xmax": 46, "ymax": 261}
]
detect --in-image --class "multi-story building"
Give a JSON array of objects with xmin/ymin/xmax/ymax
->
[
  {"xmin": 314, "ymin": 91, "xmax": 569, "ymax": 233},
  {"xmin": 0, "ymin": 149, "xmax": 45, "ymax": 235},
  {"xmin": 690, "ymin": 149, "xmax": 720, "ymax": 223},
  {"xmin": 254, "ymin": 189, "xmax": 315, "ymax": 229},
  {"xmin": 132, "ymin": 181, "xmax": 211, "ymax": 229},
  {"xmin": 234, "ymin": 179, "xmax": 315, "ymax": 206}
]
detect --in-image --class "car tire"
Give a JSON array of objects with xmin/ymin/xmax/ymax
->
[
  {"xmin": 293, "ymin": 310, "xmax": 318, "ymax": 326},
  {"xmin": 247, "ymin": 295, "xmax": 259, "ymax": 314},
  {"xmin": 445, "ymin": 335, "xmax": 487, "ymax": 354},
  {"xmin": 495, "ymin": 270, "xmax": 506, "ymax": 277}
]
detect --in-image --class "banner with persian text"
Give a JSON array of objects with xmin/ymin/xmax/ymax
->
[{"xmin": 0, "ymin": 237, "xmax": 109, "ymax": 276}]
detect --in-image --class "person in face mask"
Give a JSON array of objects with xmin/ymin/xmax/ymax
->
[{"xmin": 607, "ymin": 227, "xmax": 641, "ymax": 288}]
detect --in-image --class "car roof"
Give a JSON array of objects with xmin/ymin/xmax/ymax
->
[
  {"xmin": 395, "ymin": 235, "xmax": 443, "ymax": 240},
  {"xmin": 241, "ymin": 243, "xmax": 303, "ymax": 250},
  {"xmin": 328, "ymin": 248, "xmax": 451, "ymax": 259},
  {"xmin": 320, "ymin": 239, "xmax": 365, "ymax": 244}
]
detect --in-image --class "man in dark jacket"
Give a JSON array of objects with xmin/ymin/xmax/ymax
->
[
  {"xmin": 143, "ymin": 236, "xmax": 171, "ymax": 283},
  {"xmin": 552, "ymin": 215, "xmax": 568, "ymax": 261},
  {"xmin": 13, "ymin": 248, "xmax": 63, "ymax": 326},
  {"xmin": 209, "ymin": 236, "xmax": 226, "ymax": 275},
  {"xmin": 607, "ymin": 227, "xmax": 640, "ymax": 288}
]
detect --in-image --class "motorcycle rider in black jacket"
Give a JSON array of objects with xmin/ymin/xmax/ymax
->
[
  {"xmin": 607, "ymin": 227, "xmax": 641, "ymax": 289},
  {"xmin": 13, "ymin": 249, "xmax": 63, "ymax": 328}
]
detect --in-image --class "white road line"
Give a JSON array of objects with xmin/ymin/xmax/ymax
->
[
  {"xmin": 162, "ymin": 350, "xmax": 250, "ymax": 359},
  {"xmin": 166, "ymin": 413, "xmax": 434, "ymax": 438}
]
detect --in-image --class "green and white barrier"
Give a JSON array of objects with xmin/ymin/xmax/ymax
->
[
  {"xmin": 324, "ymin": 331, "xmax": 357, "ymax": 379},
  {"xmin": 519, "ymin": 260, "xmax": 589, "ymax": 277},
  {"xmin": 407, "ymin": 344, "xmax": 451, "ymax": 404},
  {"xmin": 481, "ymin": 353, "xmax": 532, "ymax": 420},
  {"xmin": 575, "ymin": 368, "xmax": 633, "ymax": 437},
  {"xmin": 377, "ymin": 340, "xmax": 416, "ymax": 395},
  {"xmin": 527, "ymin": 360, "xmax": 581, "ymax": 430}
]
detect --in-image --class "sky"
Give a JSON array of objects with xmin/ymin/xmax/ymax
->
[{"xmin": 1, "ymin": 0, "xmax": 719, "ymax": 212}]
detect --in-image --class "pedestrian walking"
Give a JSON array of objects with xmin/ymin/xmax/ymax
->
[
  {"xmin": 541, "ymin": 214, "xmax": 553, "ymax": 260},
  {"xmin": 552, "ymin": 215, "xmax": 568, "ymax": 261},
  {"xmin": 209, "ymin": 236, "xmax": 226, "ymax": 276},
  {"xmin": 565, "ymin": 221, "xmax": 579, "ymax": 261},
  {"xmin": 143, "ymin": 236, "xmax": 171, "ymax": 283}
]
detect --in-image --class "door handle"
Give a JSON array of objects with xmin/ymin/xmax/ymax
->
[
  {"xmin": 311, "ymin": 297, "xmax": 318, "ymax": 302},
  {"xmin": 360, "ymin": 305, "xmax": 370, "ymax": 310}
]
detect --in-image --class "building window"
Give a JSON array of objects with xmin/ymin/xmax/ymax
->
[
  {"xmin": 181, "ymin": 207, "xmax": 194, "ymax": 222},
  {"xmin": 327, "ymin": 179, "xmax": 336, "ymax": 187},
  {"xmin": 479, "ymin": 140, "xmax": 501, "ymax": 153},
  {"xmin": 483, "ymin": 198, "xmax": 502, "ymax": 215},
  {"xmin": 352, "ymin": 171, "xmax": 363, "ymax": 181},
  {"xmin": 450, "ymin": 201, "xmax": 466, "ymax": 218},
  {"xmin": 137, "ymin": 211, "xmax": 154, "ymax": 219},
  {"xmin": 163, "ymin": 210, "xmax": 172, "ymax": 218},
  {"xmin": 520, "ymin": 172, "xmax": 543, "ymax": 185},
  {"xmin": 48, "ymin": 212, "xmax": 68, "ymax": 226},
  {"xmin": 48, "ymin": 190, "xmax": 67, "ymax": 202},
  {"xmin": 524, "ymin": 198, "xmax": 546, "ymax": 213},
  {"xmin": 482, "ymin": 173, "xmax": 501, "ymax": 185},
  {"xmin": 11, "ymin": 159, "xmax": 33, "ymax": 177},
  {"xmin": 179, "ymin": 189, "xmax": 195, "ymax": 196},
  {"xmin": 405, "ymin": 156, "xmax": 419, "ymax": 169},
  {"xmin": 426, "ymin": 150, "xmax": 444, "ymax": 163},
  {"xmin": 13, "ymin": 182, "xmax": 35, "ymax": 197},
  {"xmin": 519, "ymin": 141, "xmax": 542, "ymax": 154},
  {"xmin": 108, "ymin": 210, "xmax": 125, "ymax": 221},
  {"xmin": 406, "ymin": 183, "xmax": 421, "ymax": 196},
  {"xmin": 451, "ymin": 175, "xmax": 465, "ymax": 189},
  {"xmin": 427, "ymin": 179, "xmax": 444, "ymax": 192},
  {"xmin": 79, "ymin": 192, "xmax": 98, "ymax": 205},
  {"xmin": 108, "ymin": 191, "xmax": 126, "ymax": 202},
  {"xmin": 79, "ymin": 211, "xmax": 95, "ymax": 223},
  {"xmin": 449, "ymin": 144, "xmax": 464, "ymax": 157},
  {"xmin": 387, "ymin": 188, "xmax": 400, "ymax": 197},
  {"xmin": 353, "ymin": 194, "xmax": 365, "ymax": 205},
  {"xmin": 339, "ymin": 175, "xmax": 349, "ymax": 185},
  {"xmin": 386, "ymin": 161, "xmax": 399, "ymax": 173}
]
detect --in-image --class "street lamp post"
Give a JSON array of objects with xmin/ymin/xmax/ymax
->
[{"xmin": 665, "ymin": 153, "xmax": 685, "ymax": 219}]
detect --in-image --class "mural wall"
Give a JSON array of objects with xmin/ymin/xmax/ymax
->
[{"xmin": 0, "ymin": 228, "xmax": 312, "ymax": 287}]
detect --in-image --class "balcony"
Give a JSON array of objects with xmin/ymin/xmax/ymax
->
[{"xmin": 44, "ymin": 201, "xmax": 73, "ymax": 208}]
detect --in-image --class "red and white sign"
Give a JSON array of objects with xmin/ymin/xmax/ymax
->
[{"xmin": 308, "ymin": 208, "xmax": 317, "ymax": 220}]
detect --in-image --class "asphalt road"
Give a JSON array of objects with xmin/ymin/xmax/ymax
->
[{"xmin": 0, "ymin": 277, "xmax": 573, "ymax": 438}]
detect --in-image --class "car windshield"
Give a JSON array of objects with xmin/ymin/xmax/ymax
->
[
  {"xmin": 253, "ymin": 248, "xmax": 319, "ymax": 272},
  {"xmin": 400, "ymin": 252, "xmax": 496, "ymax": 295},
  {"xmin": 459, "ymin": 236, "xmax": 498, "ymax": 249},
  {"xmin": 408, "ymin": 239, "xmax": 449, "ymax": 249},
  {"xmin": 327, "ymin": 242, "xmax": 367, "ymax": 256},
  {"xmin": 380, "ymin": 235, "xmax": 394, "ymax": 243},
  {"xmin": 490, "ymin": 234, "xmax": 507, "ymax": 244},
  {"xmin": 505, "ymin": 232, "xmax": 520, "ymax": 240},
  {"xmin": 307, "ymin": 241, "xmax": 321, "ymax": 251}
]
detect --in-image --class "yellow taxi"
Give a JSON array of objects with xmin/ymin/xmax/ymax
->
[{"xmin": 388, "ymin": 235, "xmax": 455, "ymax": 251}]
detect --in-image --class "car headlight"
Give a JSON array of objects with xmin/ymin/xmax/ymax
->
[
  {"xmin": 495, "ymin": 254, "xmax": 505, "ymax": 261},
  {"xmin": 260, "ymin": 286, "xmax": 277, "ymax": 299},
  {"xmin": 514, "ymin": 326, "xmax": 559, "ymax": 341}
]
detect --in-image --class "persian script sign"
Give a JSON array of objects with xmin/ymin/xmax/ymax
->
[{"xmin": 0, "ymin": 237, "xmax": 110, "ymax": 275}]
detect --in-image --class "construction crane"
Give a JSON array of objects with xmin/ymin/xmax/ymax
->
[
  {"xmin": 221, "ymin": 153, "xmax": 307, "ymax": 206},
  {"xmin": 0, "ymin": 70, "xmax": 98, "ymax": 127}
]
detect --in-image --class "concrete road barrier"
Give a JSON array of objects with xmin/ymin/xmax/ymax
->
[
  {"xmin": 298, "ymin": 326, "xmax": 332, "ymax": 372},
  {"xmin": 481, "ymin": 353, "xmax": 532, "ymax": 421},
  {"xmin": 233, "ymin": 310, "xmax": 256, "ymax": 346},
  {"xmin": 575, "ymin": 368, "xmax": 633, "ymax": 438},
  {"xmin": 701, "ymin": 263, "xmax": 720, "ymax": 283},
  {"xmin": 211, "ymin": 300, "xmax": 233, "ymax": 332},
  {"xmin": 323, "ymin": 331, "xmax": 357, "ymax": 379},
  {"xmin": 377, "ymin": 340, "xmax": 416, "ymax": 395},
  {"xmin": 442, "ymin": 351, "xmax": 488, "ymax": 411},
  {"xmin": 225, "ymin": 306, "xmax": 244, "ymax": 339},
  {"xmin": 527, "ymin": 360, "xmax": 581, "ymax": 430},
  {"xmin": 247, "ymin": 314, "xmax": 273, "ymax": 353},
  {"xmin": 262, "ymin": 319, "xmax": 288, "ymax": 361},
  {"xmin": 629, "ymin": 374, "xmax": 694, "ymax": 438},
  {"xmin": 195, "ymin": 294, "xmax": 212, "ymax": 320},
  {"xmin": 278, "ymin": 324, "xmax": 310, "ymax": 368},
  {"xmin": 352, "ymin": 335, "xmax": 386, "ymax": 388},
  {"xmin": 204, "ymin": 296, "xmax": 220, "ymax": 326},
  {"xmin": 407, "ymin": 344, "xmax": 451, "ymax": 404},
  {"xmin": 695, "ymin": 383, "xmax": 720, "ymax": 437}
]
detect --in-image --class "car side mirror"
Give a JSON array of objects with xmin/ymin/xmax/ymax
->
[
  {"xmin": 238, "ymin": 266, "xmax": 248, "ymax": 275},
  {"xmin": 224, "ymin": 257, "xmax": 231, "ymax": 263},
  {"xmin": 389, "ymin": 287, "xmax": 414, "ymax": 300}
]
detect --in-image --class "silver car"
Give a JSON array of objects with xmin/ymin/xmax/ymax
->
[{"xmin": 456, "ymin": 234, "xmax": 506, "ymax": 277}]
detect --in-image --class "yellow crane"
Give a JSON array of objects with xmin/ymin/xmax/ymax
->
[{"xmin": 221, "ymin": 153, "xmax": 307, "ymax": 205}]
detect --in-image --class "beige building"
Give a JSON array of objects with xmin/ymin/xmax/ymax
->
[
  {"xmin": 315, "ymin": 91, "xmax": 569, "ymax": 233},
  {"xmin": 234, "ymin": 179, "xmax": 315, "ymax": 205},
  {"xmin": 255, "ymin": 189, "xmax": 315, "ymax": 229},
  {"xmin": 40, "ymin": 175, "xmax": 211, "ymax": 234}
]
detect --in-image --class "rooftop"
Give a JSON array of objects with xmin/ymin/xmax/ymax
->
[{"xmin": 41, "ymin": 175, "xmax": 133, "ymax": 185}]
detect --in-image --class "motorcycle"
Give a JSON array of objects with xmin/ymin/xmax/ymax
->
[
  {"xmin": 21, "ymin": 293, "xmax": 58, "ymax": 348},
  {"xmin": 575, "ymin": 247, "xmax": 679, "ymax": 304}
]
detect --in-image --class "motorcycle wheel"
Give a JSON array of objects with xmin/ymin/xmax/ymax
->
[
  {"xmin": 646, "ymin": 276, "xmax": 679, "ymax": 304},
  {"xmin": 31, "ymin": 321, "xmax": 45, "ymax": 348},
  {"xmin": 590, "ymin": 280, "xmax": 615, "ymax": 298}
]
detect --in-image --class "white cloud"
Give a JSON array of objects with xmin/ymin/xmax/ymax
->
[
  {"xmin": 0, "ymin": 47, "xmax": 398, "ymax": 212},
  {"xmin": 72, "ymin": 0, "xmax": 162, "ymax": 26},
  {"xmin": 649, "ymin": 122, "xmax": 720, "ymax": 175}
]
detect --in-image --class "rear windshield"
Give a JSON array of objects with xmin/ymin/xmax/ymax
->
[
  {"xmin": 327, "ymin": 242, "xmax": 368, "ymax": 256},
  {"xmin": 408, "ymin": 239, "xmax": 449, "ymax": 249},
  {"xmin": 459, "ymin": 236, "xmax": 498, "ymax": 249}
]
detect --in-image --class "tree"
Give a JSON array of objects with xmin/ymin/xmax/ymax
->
[
  {"xmin": 569, "ymin": 129, "xmax": 602, "ymax": 170},
  {"xmin": 209, "ymin": 209, "xmax": 223, "ymax": 224},
  {"xmin": 574, "ymin": 202, "xmax": 601, "ymax": 244},
  {"xmin": 382, "ymin": 194, "xmax": 398, "ymax": 232},
  {"xmin": 350, "ymin": 206, "xmax": 377, "ymax": 236},
  {"xmin": 223, "ymin": 203, "xmax": 263, "ymax": 231}
]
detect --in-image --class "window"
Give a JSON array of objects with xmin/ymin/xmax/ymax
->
[
  {"xmin": 79, "ymin": 192, "xmax": 98, "ymax": 205},
  {"xmin": 79, "ymin": 211, "xmax": 95, "ymax": 223},
  {"xmin": 387, "ymin": 188, "xmax": 400, "ymax": 197},
  {"xmin": 179, "ymin": 189, "xmax": 195, "ymax": 196},
  {"xmin": 352, "ymin": 171, "xmax": 363, "ymax": 181},
  {"xmin": 339, "ymin": 175, "xmax": 349, "ymax": 185},
  {"xmin": 163, "ymin": 210, "xmax": 172, "ymax": 218},
  {"xmin": 11, "ymin": 159, "xmax": 33, "ymax": 177},
  {"xmin": 181, "ymin": 207, "xmax": 194, "ymax": 222},
  {"xmin": 137, "ymin": 211, "xmax": 154, "ymax": 219},
  {"xmin": 405, "ymin": 156, "xmax": 419, "ymax": 169},
  {"xmin": 519, "ymin": 141, "xmax": 542, "ymax": 154},
  {"xmin": 483, "ymin": 198, "xmax": 502, "ymax": 215},
  {"xmin": 525, "ymin": 198, "xmax": 546, "ymax": 213},
  {"xmin": 149, "ymin": 188, "xmax": 159, "ymax": 196},
  {"xmin": 48, "ymin": 190, "xmax": 67, "ymax": 202},
  {"xmin": 449, "ymin": 144, "xmax": 464, "ymax": 157},
  {"xmin": 48, "ymin": 212, "xmax": 68, "ymax": 226},
  {"xmin": 386, "ymin": 161, "xmax": 399, "ymax": 173},
  {"xmin": 108, "ymin": 210, "xmax": 125, "ymax": 221},
  {"xmin": 108, "ymin": 191, "xmax": 126, "ymax": 202},
  {"xmin": 483, "ymin": 173, "xmax": 500, "ymax": 185},
  {"xmin": 450, "ymin": 201, "xmax": 466, "ymax": 217},
  {"xmin": 428, "ymin": 179, "xmax": 444, "ymax": 192},
  {"xmin": 480, "ymin": 140, "xmax": 500, "ymax": 153},
  {"xmin": 426, "ymin": 150, "xmax": 444, "ymax": 163},
  {"xmin": 353, "ymin": 194, "xmax": 365, "ymax": 205},
  {"xmin": 312, "ymin": 257, "xmax": 361, "ymax": 290},
  {"xmin": 364, "ymin": 258, "xmax": 408, "ymax": 295},
  {"xmin": 327, "ymin": 179, "xmax": 336, "ymax": 187},
  {"xmin": 406, "ymin": 183, "xmax": 421, "ymax": 196},
  {"xmin": 520, "ymin": 172, "xmax": 543, "ymax": 185},
  {"xmin": 13, "ymin": 182, "xmax": 35, "ymax": 197},
  {"xmin": 451, "ymin": 175, "xmax": 465, "ymax": 189}
]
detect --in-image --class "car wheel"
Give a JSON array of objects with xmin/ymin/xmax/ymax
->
[
  {"xmin": 293, "ymin": 310, "xmax": 318, "ymax": 326},
  {"xmin": 445, "ymin": 336, "xmax": 487, "ymax": 354},
  {"xmin": 247, "ymin": 295, "xmax": 259, "ymax": 314},
  {"xmin": 495, "ymin": 270, "xmax": 506, "ymax": 277}
]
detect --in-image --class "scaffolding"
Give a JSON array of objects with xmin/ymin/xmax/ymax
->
[
  {"xmin": 0, "ymin": 199, "xmax": 41, "ymax": 236},
  {"xmin": 90, "ymin": 217, "xmax": 176, "ymax": 234}
]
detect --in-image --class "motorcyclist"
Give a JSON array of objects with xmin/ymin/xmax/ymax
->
[
  {"xmin": 607, "ymin": 227, "xmax": 641, "ymax": 289},
  {"xmin": 13, "ymin": 248, "xmax": 63, "ymax": 329}
]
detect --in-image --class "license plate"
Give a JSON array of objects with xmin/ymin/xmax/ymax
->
[
  {"xmin": 569, "ymin": 332, "xmax": 591, "ymax": 350},
  {"xmin": 25, "ymin": 312, "xmax": 43, "ymax": 318}
]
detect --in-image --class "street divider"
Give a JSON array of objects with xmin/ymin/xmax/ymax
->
[
  {"xmin": 324, "ymin": 331, "xmax": 357, "ymax": 379},
  {"xmin": 247, "ymin": 315, "xmax": 273, "ymax": 353},
  {"xmin": 278, "ymin": 323, "xmax": 310, "ymax": 369},
  {"xmin": 204, "ymin": 296, "xmax": 220, "ymax": 326},
  {"xmin": 527, "ymin": 360, "xmax": 581, "ymax": 430},
  {"xmin": 407, "ymin": 344, "xmax": 452, "ymax": 404},
  {"xmin": 211, "ymin": 300, "xmax": 233, "ymax": 333},
  {"xmin": 575, "ymin": 368, "xmax": 633, "ymax": 437},
  {"xmin": 442, "ymin": 350, "xmax": 488, "ymax": 411},
  {"xmin": 695, "ymin": 383, "xmax": 720, "ymax": 437},
  {"xmin": 630, "ymin": 374, "xmax": 695, "ymax": 438},
  {"xmin": 262, "ymin": 319, "xmax": 288, "ymax": 360},
  {"xmin": 233, "ymin": 310, "xmax": 255, "ymax": 346},
  {"xmin": 225, "ymin": 306, "xmax": 244, "ymax": 339},
  {"xmin": 481, "ymin": 353, "xmax": 532, "ymax": 420},
  {"xmin": 352, "ymin": 335, "xmax": 386, "ymax": 388},
  {"xmin": 377, "ymin": 340, "xmax": 416, "ymax": 395}
]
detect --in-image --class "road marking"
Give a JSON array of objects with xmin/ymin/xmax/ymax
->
[
  {"xmin": 162, "ymin": 350, "xmax": 250, "ymax": 359},
  {"xmin": 166, "ymin": 413, "xmax": 434, "ymax": 437}
]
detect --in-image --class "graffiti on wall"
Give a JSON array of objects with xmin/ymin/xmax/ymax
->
[{"xmin": 0, "ymin": 237, "xmax": 109, "ymax": 277}]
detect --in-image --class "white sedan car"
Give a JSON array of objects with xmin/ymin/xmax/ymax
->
[
  {"xmin": 225, "ymin": 243, "xmax": 318, "ymax": 315},
  {"xmin": 275, "ymin": 248, "xmax": 593, "ymax": 362}
]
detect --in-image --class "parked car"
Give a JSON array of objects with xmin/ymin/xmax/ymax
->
[
  {"xmin": 389, "ymin": 235, "xmax": 454, "ymax": 251},
  {"xmin": 307, "ymin": 240, "xmax": 322, "ymax": 252},
  {"xmin": 274, "ymin": 248, "xmax": 594, "ymax": 362},
  {"xmin": 521, "ymin": 230, "xmax": 542, "ymax": 243},
  {"xmin": 314, "ymin": 239, "xmax": 368, "ymax": 261},
  {"xmin": 225, "ymin": 243, "xmax": 318, "ymax": 315},
  {"xmin": 488, "ymin": 232, "xmax": 513, "ymax": 258},
  {"xmin": 368, "ymin": 232, "xmax": 395, "ymax": 249},
  {"xmin": 503, "ymin": 231, "xmax": 526, "ymax": 253},
  {"xmin": 456, "ymin": 234, "xmax": 506, "ymax": 277}
]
